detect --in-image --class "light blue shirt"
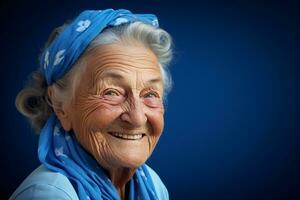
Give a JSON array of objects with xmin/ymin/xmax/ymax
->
[{"xmin": 9, "ymin": 165, "xmax": 169, "ymax": 200}]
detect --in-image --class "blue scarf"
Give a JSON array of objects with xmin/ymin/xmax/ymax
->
[
  {"xmin": 38, "ymin": 114, "xmax": 158, "ymax": 200},
  {"xmin": 40, "ymin": 9, "xmax": 158, "ymax": 85},
  {"xmin": 38, "ymin": 9, "xmax": 161, "ymax": 199}
]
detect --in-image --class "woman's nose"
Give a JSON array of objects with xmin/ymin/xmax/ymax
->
[{"xmin": 120, "ymin": 98, "xmax": 147, "ymax": 128}]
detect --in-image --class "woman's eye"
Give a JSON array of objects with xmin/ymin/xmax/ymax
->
[
  {"xmin": 104, "ymin": 89, "xmax": 119, "ymax": 96},
  {"xmin": 100, "ymin": 88, "xmax": 125, "ymax": 104},
  {"xmin": 144, "ymin": 91, "xmax": 159, "ymax": 98}
]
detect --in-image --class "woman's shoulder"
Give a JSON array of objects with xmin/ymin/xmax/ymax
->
[
  {"xmin": 144, "ymin": 164, "xmax": 169, "ymax": 200},
  {"xmin": 9, "ymin": 164, "xmax": 79, "ymax": 200}
]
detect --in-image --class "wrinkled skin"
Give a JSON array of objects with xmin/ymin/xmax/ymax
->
[{"xmin": 49, "ymin": 42, "xmax": 165, "ymax": 199}]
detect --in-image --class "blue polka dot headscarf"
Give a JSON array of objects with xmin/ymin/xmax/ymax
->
[
  {"xmin": 38, "ymin": 9, "xmax": 165, "ymax": 200},
  {"xmin": 40, "ymin": 8, "xmax": 158, "ymax": 85}
]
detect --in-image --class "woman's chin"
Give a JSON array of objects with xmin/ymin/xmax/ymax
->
[
  {"xmin": 113, "ymin": 150, "xmax": 149, "ymax": 169},
  {"xmin": 104, "ymin": 133, "xmax": 152, "ymax": 168}
]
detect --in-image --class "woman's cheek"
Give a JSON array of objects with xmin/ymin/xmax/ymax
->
[
  {"xmin": 103, "ymin": 95, "xmax": 125, "ymax": 105},
  {"xmin": 146, "ymin": 107, "xmax": 165, "ymax": 137},
  {"xmin": 143, "ymin": 98, "xmax": 165, "ymax": 136},
  {"xmin": 143, "ymin": 98, "xmax": 163, "ymax": 108},
  {"xmin": 87, "ymin": 103, "xmax": 123, "ymax": 130}
]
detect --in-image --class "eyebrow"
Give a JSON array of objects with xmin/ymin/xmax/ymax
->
[{"xmin": 99, "ymin": 71, "xmax": 163, "ymax": 84}]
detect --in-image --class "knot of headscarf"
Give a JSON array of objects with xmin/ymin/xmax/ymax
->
[
  {"xmin": 40, "ymin": 8, "xmax": 158, "ymax": 85},
  {"xmin": 38, "ymin": 9, "xmax": 162, "ymax": 200}
]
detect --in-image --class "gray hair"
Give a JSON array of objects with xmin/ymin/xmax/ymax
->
[{"xmin": 15, "ymin": 21, "xmax": 173, "ymax": 133}]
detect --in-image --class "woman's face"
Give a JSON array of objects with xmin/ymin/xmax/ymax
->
[{"xmin": 65, "ymin": 42, "xmax": 164, "ymax": 169}]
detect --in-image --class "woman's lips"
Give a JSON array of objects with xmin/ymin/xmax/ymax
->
[{"xmin": 108, "ymin": 132, "xmax": 146, "ymax": 140}]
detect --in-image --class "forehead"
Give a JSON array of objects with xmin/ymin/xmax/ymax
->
[{"xmin": 83, "ymin": 43, "xmax": 161, "ymax": 78}]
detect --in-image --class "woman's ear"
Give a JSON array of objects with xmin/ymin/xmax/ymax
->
[{"xmin": 47, "ymin": 87, "xmax": 72, "ymax": 131}]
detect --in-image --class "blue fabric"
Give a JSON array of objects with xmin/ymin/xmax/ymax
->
[
  {"xmin": 9, "ymin": 164, "xmax": 168, "ymax": 200},
  {"xmin": 9, "ymin": 165, "xmax": 79, "ymax": 200},
  {"xmin": 40, "ymin": 9, "xmax": 158, "ymax": 85},
  {"xmin": 38, "ymin": 114, "xmax": 162, "ymax": 200}
]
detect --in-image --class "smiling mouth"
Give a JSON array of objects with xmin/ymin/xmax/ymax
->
[{"xmin": 108, "ymin": 132, "xmax": 146, "ymax": 140}]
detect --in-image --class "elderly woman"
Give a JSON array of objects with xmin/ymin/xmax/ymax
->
[{"xmin": 10, "ymin": 9, "xmax": 173, "ymax": 200}]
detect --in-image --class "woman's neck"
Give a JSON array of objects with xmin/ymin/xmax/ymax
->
[{"xmin": 107, "ymin": 167, "xmax": 136, "ymax": 200}]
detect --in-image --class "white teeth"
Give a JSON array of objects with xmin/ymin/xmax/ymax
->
[{"xmin": 110, "ymin": 132, "xmax": 143, "ymax": 140}]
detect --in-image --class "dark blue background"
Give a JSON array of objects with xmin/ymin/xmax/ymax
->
[{"xmin": 1, "ymin": 1, "xmax": 299, "ymax": 199}]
